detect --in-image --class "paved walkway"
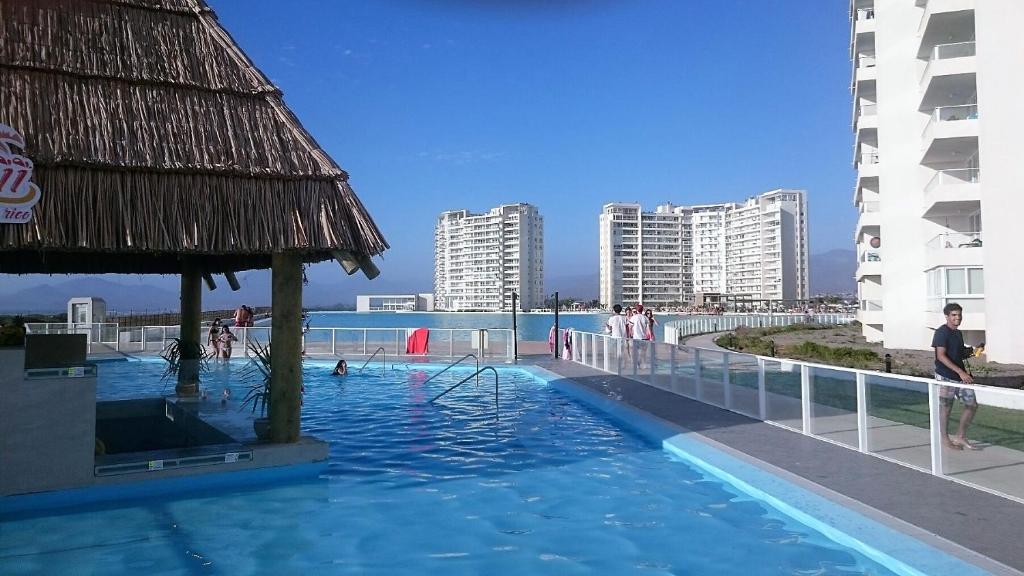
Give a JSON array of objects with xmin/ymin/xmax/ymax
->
[{"xmin": 531, "ymin": 357, "xmax": 1024, "ymax": 574}]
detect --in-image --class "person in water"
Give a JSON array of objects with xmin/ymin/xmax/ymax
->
[{"xmin": 332, "ymin": 359, "xmax": 348, "ymax": 376}]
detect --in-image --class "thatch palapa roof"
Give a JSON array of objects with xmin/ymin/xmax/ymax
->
[{"xmin": 0, "ymin": 0, "xmax": 388, "ymax": 274}]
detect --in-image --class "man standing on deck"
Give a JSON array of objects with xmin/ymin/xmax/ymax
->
[
  {"xmin": 605, "ymin": 304, "xmax": 628, "ymax": 365},
  {"xmin": 629, "ymin": 303, "xmax": 651, "ymax": 369},
  {"xmin": 932, "ymin": 302, "xmax": 980, "ymax": 451},
  {"xmin": 605, "ymin": 304, "xmax": 628, "ymax": 338}
]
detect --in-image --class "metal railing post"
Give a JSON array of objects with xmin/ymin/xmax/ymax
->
[
  {"xmin": 757, "ymin": 358, "xmax": 766, "ymax": 420},
  {"xmin": 363, "ymin": 330, "xmax": 367, "ymax": 355},
  {"xmin": 928, "ymin": 381, "xmax": 944, "ymax": 476},
  {"xmin": 801, "ymin": 365, "xmax": 812, "ymax": 434},
  {"xmin": 332, "ymin": 329, "xmax": 337, "ymax": 355},
  {"xmin": 694, "ymin": 348, "xmax": 703, "ymax": 401},
  {"xmin": 856, "ymin": 372, "xmax": 869, "ymax": 453},
  {"xmin": 722, "ymin": 351, "xmax": 732, "ymax": 409},
  {"xmin": 449, "ymin": 330, "xmax": 454, "ymax": 357}
]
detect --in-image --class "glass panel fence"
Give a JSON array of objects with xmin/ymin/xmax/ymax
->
[
  {"xmin": 302, "ymin": 328, "xmax": 335, "ymax": 355},
  {"xmin": 939, "ymin": 384, "xmax": 1024, "ymax": 501},
  {"xmin": 763, "ymin": 360, "xmax": 803, "ymax": 430},
  {"xmin": 637, "ymin": 340, "xmax": 657, "ymax": 389},
  {"xmin": 728, "ymin": 353, "xmax": 761, "ymax": 418},
  {"xmin": 651, "ymin": 342, "xmax": 674, "ymax": 392},
  {"xmin": 865, "ymin": 374, "xmax": 931, "ymax": 471},
  {"xmin": 808, "ymin": 367, "xmax": 859, "ymax": 449},
  {"xmin": 698, "ymin": 350, "xmax": 726, "ymax": 408},
  {"xmin": 672, "ymin": 346, "xmax": 697, "ymax": 398}
]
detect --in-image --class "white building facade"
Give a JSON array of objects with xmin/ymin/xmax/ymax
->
[
  {"xmin": 356, "ymin": 294, "xmax": 434, "ymax": 312},
  {"xmin": 599, "ymin": 190, "xmax": 808, "ymax": 309},
  {"xmin": 850, "ymin": 0, "xmax": 1024, "ymax": 363},
  {"xmin": 434, "ymin": 203, "xmax": 544, "ymax": 311}
]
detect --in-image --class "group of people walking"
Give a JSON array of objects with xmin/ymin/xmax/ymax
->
[{"xmin": 605, "ymin": 303, "xmax": 656, "ymax": 341}]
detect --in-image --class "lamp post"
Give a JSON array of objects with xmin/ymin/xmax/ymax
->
[
  {"xmin": 511, "ymin": 291, "xmax": 518, "ymax": 361},
  {"xmin": 554, "ymin": 291, "xmax": 559, "ymax": 359}
]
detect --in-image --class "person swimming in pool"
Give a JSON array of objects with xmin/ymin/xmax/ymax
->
[{"xmin": 332, "ymin": 359, "xmax": 348, "ymax": 376}]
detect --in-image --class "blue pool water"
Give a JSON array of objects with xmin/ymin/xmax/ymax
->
[{"xmin": 0, "ymin": 360, "xmax": 946, "ymax": 575}]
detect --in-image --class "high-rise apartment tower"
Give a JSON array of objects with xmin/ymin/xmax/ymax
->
[
  {"xmin": 434, "ymin": 203, "xmax": 544, "ymax": 311},
  {"xmin": 850, "ymin": 0, "xmax": 1024, "ymax": 363},
  {"xmin": 599, "ymin": 190, "xmax": 808, "ymax": 308}
]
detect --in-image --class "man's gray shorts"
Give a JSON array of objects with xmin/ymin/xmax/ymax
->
[{"xmin": 935, "ymin": 373, "xmax": 978, "ymax": 407}]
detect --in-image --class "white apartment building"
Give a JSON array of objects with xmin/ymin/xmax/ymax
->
[
  {"xmin": 599, "ymin": 190, "xmax": 808, "ymax": 309},
  {"xmin": 850, "ymin": 0, "xmax": 1024, "ymax": 364},
  {"xmin": 434, "ymin": 203, "xmax": 544, "ymax": 311}
]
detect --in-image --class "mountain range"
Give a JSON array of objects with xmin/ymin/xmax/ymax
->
[{"xmin": 0, "ymin": 250, "xmax": 855, "ymax": 313}]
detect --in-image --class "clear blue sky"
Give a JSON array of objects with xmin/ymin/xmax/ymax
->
[
  {"xmin": 3, "ymin": 1, "xmax": 857, "ymax": 302},
  {"xmin": 212, "ymin": 0, "xmax": 856, "ymax": 287}
]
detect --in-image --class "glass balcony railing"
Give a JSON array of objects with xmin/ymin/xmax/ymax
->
[
  {"xmin": 856, "ymin": 8, "xmax": 875, "ymax": 21},
  {"xmin": 860, "ymin": 249, "xmax": 881, "ymax": 263},
  {"xmin": 922, "ymin": 104, "xmax": 979, "ymax": 140},
  {"xmin": 921, "ymin": 41, "xmax": 976, "ymax": 83},
  {"xmin": 931, "ymin": 41, "xmax": 976, "ymax": 60},
  {"xmin": 857, "ymin": 54, "xmax": 876, "ymax": 69},
  {"xmin": 926, "ymin": 231, "xmax": 983, "ymax": 250},
  {"xmin": 923, "ymin": 168, "xmax": 980, "ymax": 197},
  {"xmin": 859, "ymin": 103, "xmax": 877, "ymax": 116},
  {"xmin": 858, "ymin": 151, "xmax": 879, "ymax": 166},
  {"xmin": 860, "ymin": 300, "xmax": 883, "ymax": 312},
  {"xmin": 859, "ymin": 201, "xmax": 880, "ymax": 213}
]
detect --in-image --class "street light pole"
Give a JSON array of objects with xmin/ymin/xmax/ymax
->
[{"xmin": 554, "ymin": 291, "xmax": 559, "ymax": 359}]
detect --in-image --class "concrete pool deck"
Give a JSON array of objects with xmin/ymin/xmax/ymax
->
[{"xmin": 529, "ymin": 355, "xmax": 1024, "ymax": 575}]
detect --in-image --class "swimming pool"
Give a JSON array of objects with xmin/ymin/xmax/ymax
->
[{"xmin": 0, "ymin": 360, "xmax": 990, "ymax": 574}]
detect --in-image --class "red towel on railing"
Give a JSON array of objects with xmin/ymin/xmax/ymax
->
[{"xmin": 406, "ymin": 328, "xmax": 430, "ymax": 354}]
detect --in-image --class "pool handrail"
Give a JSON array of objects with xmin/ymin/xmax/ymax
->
[
  {"xmin": 358, "ymin": 347, "xmax": 386, "ymax": 375},
  {"xmin": 421, "ymin": 353, "xmax": 479, "ymax": 387},
  {"xmin": 429, "ymin": 366, "xmax": 500, "ymax": 417}
]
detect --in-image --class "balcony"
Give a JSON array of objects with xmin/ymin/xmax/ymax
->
[
  {"xmin": 920, "ymin": 41, "xmax": 976, "ymax": 92},
  {"xmin": 854, "ymin": 7, "xmax": 876, "ymax": 35},
  {"xmin": 854, "ymin": 201, "xmax": 880, "ymax": 239},
  {"xmin": 921, "ymin": 104, "xmax": 978, "ymax": 162},
  {"xmin": 922, "ymin": 168, "xmax": 980, "ymax": 217},
  {"xmin": 854, "ymin": 102, "xmax": 877, "ymax": 132},
  {"xmin": 854, "ymin": 53, "xmax": 877, "ymax": 84},
  {"xmin": 925, "ymin": 232, "xmax": 983, "ymax": 270},
  {"xmin": 856, "ymin": 151, "xmax": 879, "ymax": 178},
  {"xmin": 857, "ymin": 299, "xmax": 884, "ymax": 326},
  {"xmin": 918, "ymin": 1, "xmax": 975, "ymax": 54},
  {"xmin": 856, "ymin": 249, "xmax": 882, "ymax": 280}
]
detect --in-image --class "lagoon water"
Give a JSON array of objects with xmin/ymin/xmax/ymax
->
[{"xmin": 307, "ymin": 311, "xmax": 690, "ymax": 341}]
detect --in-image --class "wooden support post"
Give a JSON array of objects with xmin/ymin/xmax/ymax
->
[
  {"xmin": 176, "ymin": 259, "xmax": 202, "ymax": 397},
  {"xmin": 270, "ymin": 252, "xmax": 303, "ymax": 443}
]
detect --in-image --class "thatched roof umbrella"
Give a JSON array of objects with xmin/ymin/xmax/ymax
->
[
  {"xmin": 0, "ymin": 0, "xmax": 389, "ymax": 442},
  {"xmin": 0, "ymin": 0, "xmax": 387, "ymax": 273}
]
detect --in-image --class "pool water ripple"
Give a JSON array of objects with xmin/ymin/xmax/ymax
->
[{"xmin": 0, "ymin": 359, "xmax": 907, "ymax": 575}]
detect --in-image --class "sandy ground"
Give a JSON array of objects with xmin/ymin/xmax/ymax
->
[{"xmin": 755, "ymin": 323, "xmax": 1024, "ymax": 387}]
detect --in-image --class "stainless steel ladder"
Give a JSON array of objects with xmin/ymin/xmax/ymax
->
[
  {"xmin": 422, "ymin": 353, "xmax": 479, "ymax": 387},
  {"xmin": 358, "ymin": 347, "xmax": 386, "ymax": 376},
  {"xmin": 429, "ymin": 366, "xmax": 501, "ymax": 418}
]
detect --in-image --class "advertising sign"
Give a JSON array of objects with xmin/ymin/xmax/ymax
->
[{"xmin": 0, "ymin": 123, "xmax": 41, "ymax": 224}]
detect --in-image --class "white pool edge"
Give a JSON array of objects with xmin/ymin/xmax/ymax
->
[{"xmin": 525, "ymin": 365, "xmax": 1016, "ymax": 576}]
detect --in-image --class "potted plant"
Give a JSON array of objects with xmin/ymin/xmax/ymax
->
[
  {"xmin": 159, "ymin": 338, "xmax": 208, "ymax": 389},
  {"xmin": 240, "ymin": 338, "xmax": 272, "ymax": 440}
]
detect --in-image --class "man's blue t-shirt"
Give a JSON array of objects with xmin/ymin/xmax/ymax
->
[{"xmin": 932, "ymin": 324, "xmax": 970, "ymax": 381}]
